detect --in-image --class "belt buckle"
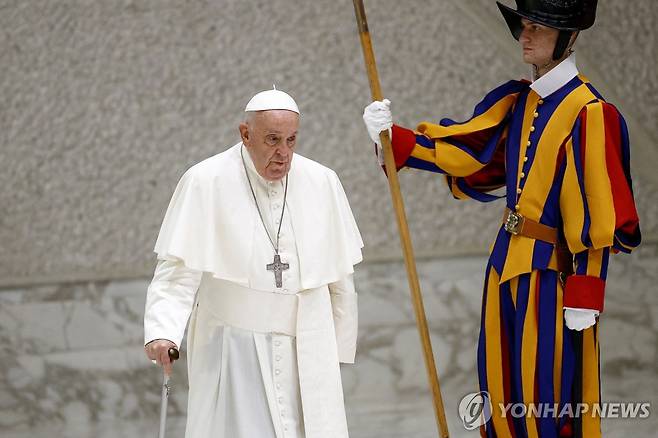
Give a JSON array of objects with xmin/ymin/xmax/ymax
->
[{"xmin": 504, "ymin": 211, "xmax": 523, "ymax": 235}]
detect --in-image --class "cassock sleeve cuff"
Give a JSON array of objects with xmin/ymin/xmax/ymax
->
[
  {"xmin": 329, "ymin": 291, "xmax": 358, "ymax": 364},
  {"xmin": 144, "ymin": 327, "xmax": 183, "ymax": 349},
  {"xmin": 563, "ymin": 275, "xmax": 606, "ymax": 312},
  {"xmin": 144, "ymin": 337, "xmax": 179, "ymax": 348},
  {"xmin": 390, "ymin": 124, "xmax": 417, "ymax": 170}
]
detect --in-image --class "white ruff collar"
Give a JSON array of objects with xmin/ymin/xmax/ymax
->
[{"xmin": 530, "ymin": 53, "xmax": 579, "ymax": 98}]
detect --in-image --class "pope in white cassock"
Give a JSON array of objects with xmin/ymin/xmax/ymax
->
[{"xmin": 143, "ymin": 88, "xmax": 364, "ymax": 438}]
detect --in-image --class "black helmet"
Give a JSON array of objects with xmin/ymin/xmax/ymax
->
[{"xmin": 496, "ymin": 0, "xmax": 598, "ymax": 59}]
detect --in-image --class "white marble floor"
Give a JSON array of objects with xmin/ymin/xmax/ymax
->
[
  {"xmin": 2, "ymin": 247, "xmax": 657, "ymax": 437},
  {"xmin": 4, "ymin": 388, "xmax": 657, "ymax": 438}
]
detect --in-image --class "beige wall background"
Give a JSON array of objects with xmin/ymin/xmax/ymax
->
[{"xmin": 1, "ymin": 0, "xmax": 656, "ymax": 286}]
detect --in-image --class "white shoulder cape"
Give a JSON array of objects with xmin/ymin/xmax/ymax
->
[{"xmin": 154, "ymin": 143, "xmax": 363, "ymax": 290}]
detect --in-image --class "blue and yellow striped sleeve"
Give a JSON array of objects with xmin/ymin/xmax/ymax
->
[
  {"xmin": 390, "ymin": 80, "xmax": 527, "ymax": 202},
  {"xmin": 560, "ymin": 101, "xmax": 641, "ymax": 312}
]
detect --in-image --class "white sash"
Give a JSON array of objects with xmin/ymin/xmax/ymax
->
[{"xmin": 197, "ymin": 277, "xmax": 349, "ymax": 438}]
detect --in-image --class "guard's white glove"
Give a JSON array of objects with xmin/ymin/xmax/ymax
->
[
  {"xmin": 363, "ymin": 99, "xmax": 393, "ymax": 145},
  {"xmin": 564, "ymin": 308, "xmax": 598, "ymax": 331}
]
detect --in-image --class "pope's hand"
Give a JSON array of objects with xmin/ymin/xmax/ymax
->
[
  {"xmin": 564, "ymin": 308, "xmax": 598, "ymax": 331},
  {"xmin": 145, "ymin": 339, "xmax": 178, "ymax": 376},
  {"xmin": 363, "ymin": 99, "xmax": 393, "ymax": 145}
]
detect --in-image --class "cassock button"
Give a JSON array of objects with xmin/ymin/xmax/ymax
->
[
  {"xmin": 530, "ymin": 126, "xmax": 536, "ymax": 132},
  {"xmin": 526, "ymin": 141, "xmax": 531, "ymax": 147},
  {"xmin": 277, "ymin": 383, "xmax": 281, "ymax": 389},
  {"xmin": 278, "ymin": 396, "xmax": 283, "ymax": 404},
  {"xmin": 538, "ymin": 99, "xmax": 544, "ymax": 105},
  {"xmin": 533, "ymin": 112, "xmax": 539, "ymax": 118},
  {"xmin": 515, "ymin": 204, "xmax": 520, "ymax": 211},
  {"xmin": 275, "ymin": 340, "xmax": 281, "ymax": 347},
  {"xmin": 275, "ymin": 369, "xmax": 281, "ymax": 375},
  {"xmin": 523, "ymin": 156, "xmax": 529, "ymax": 162},
  {"xmin": 276, "ymin": 355, "xmax": 281, "ymax": 361},
  {"xmin": 517, "ymin": 188, "xmax": 522, "ymax": 195},
  {"xmin": 520, "ymin": 172, "xmax": 525, "ymax": 179}
]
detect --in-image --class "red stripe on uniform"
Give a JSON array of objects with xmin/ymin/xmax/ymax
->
[
  {"xmin": 451, "ymin": 126, "xmax": 500, "ymax": 151},
  {"xmin": 390, "ymin": 124, "xmax": 417, "ymax": 170},
  {"xmin": 554, "ymin": 139, "xmax": 567, "ymax": 179},
  {"xmin": 602, "ymin": 104, "xmax": 640, "ymax": 236},
  {"xmin": 464, "ymin": 141, "xmax": 506, "ymax": 189},
  {"xmin": 563, "ymin": 275, "xmax": 605, "ymax": 312}
]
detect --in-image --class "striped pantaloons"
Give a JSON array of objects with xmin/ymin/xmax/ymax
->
[{"xmin": 478, "ymin": 264, "xmax": 601, "ymax": 438}]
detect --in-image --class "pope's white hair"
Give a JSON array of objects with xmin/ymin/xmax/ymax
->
[{"xmin": 243, "ymin": 111, "xmax": 257, "ymax": 125}]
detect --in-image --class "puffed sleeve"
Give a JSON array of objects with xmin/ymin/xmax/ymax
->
[
  {"xmin": 388, "ymin": 80, "xmax": 528, "ymax": 202},
  {"xmin": 559, "ymin": 100, "xmax": 641, "ymax": 312}
]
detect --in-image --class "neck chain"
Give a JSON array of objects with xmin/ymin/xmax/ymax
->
[{"xmin": 240, "ymin": 145, "xmax": 289, "ymax": 255}]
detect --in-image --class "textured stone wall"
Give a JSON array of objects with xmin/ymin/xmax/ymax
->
[
  {"xmin": 1, "ymin": 0, "xmax": 656, "ymax": 285},
  {"xmin": 2, "ymin": 245, "xmax": 657, "ymax": 437}
]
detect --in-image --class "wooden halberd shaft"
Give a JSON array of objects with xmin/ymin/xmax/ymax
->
[{"xmin": 351, "ymin": 1, "xmax": 450, "ymax": 436}]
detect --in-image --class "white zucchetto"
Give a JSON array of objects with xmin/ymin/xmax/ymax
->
[{"xmin": 244, "ymin": 87, "xmax": 300, "ymax": 114}]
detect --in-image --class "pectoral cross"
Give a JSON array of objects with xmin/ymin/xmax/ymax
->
[{"xmin": 266, "ymin": 254, "xmax": 289, "ymax": 288}]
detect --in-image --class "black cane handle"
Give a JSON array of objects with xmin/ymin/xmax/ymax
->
[{"xmin": 168, "ymin": 347, "xmax": 179, "ymax": 362}]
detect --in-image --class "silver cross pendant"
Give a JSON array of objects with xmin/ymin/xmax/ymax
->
[{"xmin": 266, "ymin": 254, "xmax": 289, "ymax": 288}]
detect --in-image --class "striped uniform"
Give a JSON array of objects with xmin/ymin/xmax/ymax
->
[{"xmin": 389, "ymin": 75, "xmax": 641, "ymax": 438}]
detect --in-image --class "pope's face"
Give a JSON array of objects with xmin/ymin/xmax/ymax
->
[
  {"xmin": 240, "ymin": 110, "xmax": 299, "ymax": 181},
  {"xmin": 519, "ymin": 18, "xmax": 560, "ymax": 67}
]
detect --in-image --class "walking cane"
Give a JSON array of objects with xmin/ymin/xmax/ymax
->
[
  {"xmin": 351, "ymin": 1, "xmax": 450, "ymax": 436},
  {"xmin": 158, "ymin": 347, "xmax": 179, "ymax": 438}
]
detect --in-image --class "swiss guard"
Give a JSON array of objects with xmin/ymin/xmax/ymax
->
[{"xmin": 362, "ymin": 1, "xmax": 641, "ymax": 437}]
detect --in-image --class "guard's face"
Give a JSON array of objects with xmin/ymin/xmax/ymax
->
[
  {"xmin": 240, "ymin": 110, "xmax": 299, "ymax": 181},
  {"xmin": 519, "ymin": 18, "xmax": 560, "ymax": 66}
]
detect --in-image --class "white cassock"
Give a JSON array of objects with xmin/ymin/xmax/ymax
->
[{"xmin": 144, "ymin": 142, "xmax": 363, "ymax": 438}]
